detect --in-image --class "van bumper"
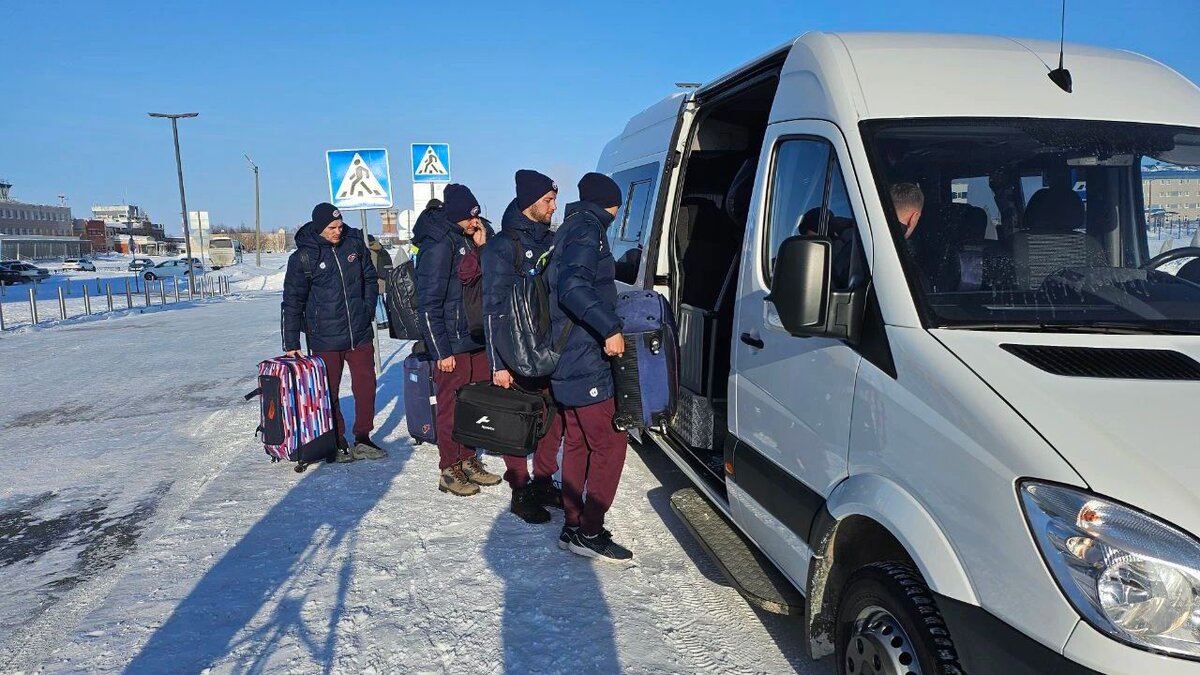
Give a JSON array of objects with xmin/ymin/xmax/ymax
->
[
  {"xmin": 935, "ymin": 593, "xmax": 1099, "ymax": 675},
  {"xmin": 938, "ymin": 593, "xmax": 1200, "ymax": 674}
]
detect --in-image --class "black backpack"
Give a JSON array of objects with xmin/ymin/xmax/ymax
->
[
  {"xmin": 499, "ymin": 230, "xmax": 572, "ymax": 378},
  {"xmin": 384, "ymin": 259, "xmax": 421, "ymax": 340}
]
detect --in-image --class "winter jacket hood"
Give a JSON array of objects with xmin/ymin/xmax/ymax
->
[
  {"xmin": 281, "ymin": 221, "xmax": 379, "ymax": 353},
  {"xmin": 480, "ymin": 199, "xmax": 557, "ymax": 371},
  {"xmin": 413, "ymin": 207, "xmax": 490, "ymax": 358},
  {"xmin": 548, "ymin": 200, "xmax": 622, "ymax": 407}
]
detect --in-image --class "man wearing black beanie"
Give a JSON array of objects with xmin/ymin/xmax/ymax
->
[
  {"xmin": 413, "ymin": 183, "xmax": 503, "ymax": 496},
  {"xmin": 481, "ymin": 169, "xmax": 563, "ymax": 523},
  {"xmin": 547, "ymin": 172, "xmax": 634, "ymax": 561}
]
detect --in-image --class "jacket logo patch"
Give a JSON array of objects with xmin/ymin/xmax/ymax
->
[
  {"xmin": 589, "ymin": 387, "xmax": 599, "ymax": 398},
  {"xmin": 319, "ymin": 262, "xmax": 327, "ymax": 269},
  {"xmin": 347, "ymin": 253, "xmax": 358, "ymax": 263},
  {"xmin": 525, "ymin": 250, "xmax": 534, "ymax": 258},
  {"xmin": 459, "ymin": 247, "xmax": 466, "ymax": 255}
]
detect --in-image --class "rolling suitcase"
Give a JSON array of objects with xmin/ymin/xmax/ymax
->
[
  {"xmin": 246, "ymin": 355, "xmax": 338, "ymax": 472},
  {"xmin": 451, "ymin": 382, "xmax": 557, "ymax": 456},
  {"xmin": 403, "ymin": 348, "xmax": 437, "ymax": 445},
  {"xmin": 611, "ymin": 290, "xmax": 680, "ymax": 431}
]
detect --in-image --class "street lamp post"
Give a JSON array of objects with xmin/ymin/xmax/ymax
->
[
  {"xmin": 244, "ymin": 154, "xmax": 261, "ymax": 267},
  {"xmin": 149, "ymin": 112, "xmax": 199, "ymax": 292}
]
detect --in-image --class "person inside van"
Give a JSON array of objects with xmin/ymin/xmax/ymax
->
[
  {"xmin": 413, "ymin": 184, "xmax": 503, "ymax": 497},
  {"xmin": 481, "ymin": 169, "xmax": 566, "ymax": 524},
  {"xmin": 890, "ymin": 181, "xmax": 924, "ymax": 240},
  {"xmin": 282, "ymin": 202, "xmax": 386, "ymax": 462},
  {"xmin": 550, "ymin": 173, "xmax": 633, "ymax": 562}
]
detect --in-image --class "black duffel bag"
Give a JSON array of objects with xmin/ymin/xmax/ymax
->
[{"xmin": 452, "ymin": 382, "xmax": 557, "ymax": 456}]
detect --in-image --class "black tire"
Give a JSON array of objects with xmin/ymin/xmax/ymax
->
[
  {"xmin": 144, "ymin": 272, "xmax": 156, "ymax": 281},
  {"xmin": 836, "ymin": 562, "xmax": 962, "ymax": 675}
]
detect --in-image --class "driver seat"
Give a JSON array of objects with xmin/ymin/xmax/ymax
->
[
  {"xmin": 1010, "ymin": 187, "xmax": 1107, "ymax": 290},
  {"xmin": 1179, "ymin": 258, "xmax": 1200, "ymax": 284}
]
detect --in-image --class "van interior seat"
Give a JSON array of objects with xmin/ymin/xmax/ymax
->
[
  {"xmin": 677, "ymin": 195, "xmax": 741, "ymax": 309},
  {"xmin": 1178, "ymin": 258, "xmax": 1200, "ymax": 284},
  {"xmin": 1010, "ymin": 187, "xmax": 1107, "ymax": 290}
]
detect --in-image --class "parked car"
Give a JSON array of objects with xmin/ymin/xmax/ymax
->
[
  {"xmin": 142, "ymin": 259, "xmax": 203, "ymax": 281},
  {"xmin": 0, "ymin": 263, "xmax": 23, "ymax": 286},
  {"xmin": 128, "ymin": 257, "xmax": 155, "ymax": 272},
  {"xmin": 63, "ymin": 258, "xmax": 97, "ymax": 272},
  {"xmin": 0, "ymin": 261, "xmax": 51, "ymax": 283},
  {"xmin": 599, "ymin": 31, "xmax": 1200, "ymax": 674}
]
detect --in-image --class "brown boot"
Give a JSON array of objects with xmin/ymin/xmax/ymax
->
[
  {"xmin": 460, "ymin": 456, "xmax": 502, "ymax": 487},
  {"xmin": 439, "ymin": 463, "xmax": 480, "ymax": 496}
]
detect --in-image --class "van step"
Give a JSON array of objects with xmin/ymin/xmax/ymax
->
[{"xmin": 669, "ymin": 487, "xmax": 804, "ymax": 616}]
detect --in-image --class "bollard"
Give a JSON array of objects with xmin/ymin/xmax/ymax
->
[
  {"xmin": 106, "ymin": 283, "xmax": 113, "ymax": 312},
  {"xmin": 133, "ymin": 275, "xmax": 140, "ymax": 293},
  {"xmin": 58, "ymin": 287, "xmax": 67, "ymax": 320},
  {"xmin": 84, "ymin": 286, "xmax": 92, "ymax": 315},
  {"xmin": 125, "ymin": 279, "xmax": 133, "ymax": 309},
  {"xmin": 144, "ymin": 281, "xmax": 152, "ymax": 307},
  {"xmin": 96, "ymin": 278, "xmax": 102, "ymax": 295},
  {"xmin": 159, "ymin": 280, "xmax": 167, "ymax": 305},
  {"xmin": 0, "ymin": 295, "xmax": 5, "ymax": 331},
  {"xmin": 29, "ymin": 288, "xmax": 38, "ymax": 324},
  {"xmin": 173, "ymin": 277, "xmax": 180, "ymax": 303},
  {"xmin": 65, "ymin": 278, "xmax": 71, "ymax": 297}
]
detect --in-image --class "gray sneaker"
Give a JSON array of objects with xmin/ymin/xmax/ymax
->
[
  {"xmin": 333, "ymin": 439, "xmax": 355, "ymax": 463},
  {"xmin": 352, "ymin": 438, "xmax": 387, "ymax": 460}
]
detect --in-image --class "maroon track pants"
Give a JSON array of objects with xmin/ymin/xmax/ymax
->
[
  {"xmin": 502, "ymin": 375, "xmax": 563, "ymax": 490},
  {"xmin": 433, "ymin": 349, "xmax": 489, "ymax": 470},
  {"xmin": 315, "ymin": 342, "xmax": 377, "ymax": 442},
  {"xmin": 561, "ymin": 397, "xmax": 629, "ymax": 536}
]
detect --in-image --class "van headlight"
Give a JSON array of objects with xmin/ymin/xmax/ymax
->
[{"xmin": 1021, "ymin": 481, "xmax": 1200, "ymax": 659}]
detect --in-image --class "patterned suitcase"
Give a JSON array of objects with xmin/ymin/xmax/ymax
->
[
  {"xmin": 248, "ymin": 356, "xmax": 338, "ymax": 472},
  {"xmin": 611, "ymin": 290, "xmax": 680, "ymax": 431},
  {"xmin": 403, "ymin": 349, "xmax": 437, "ymax": 445}
]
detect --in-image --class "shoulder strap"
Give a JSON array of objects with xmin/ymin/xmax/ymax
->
[
  {"xmin": 298, "ymin": 250, "xmax": 314, "ymax": 279},
  {"xmin": 504, "ymin": 229, "xmax": 524, "ymax": 271}
]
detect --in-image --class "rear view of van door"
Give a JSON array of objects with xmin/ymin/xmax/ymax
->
[{"xmin": 729, "ymin": 120, "xmax": 865, "ymax": 585}]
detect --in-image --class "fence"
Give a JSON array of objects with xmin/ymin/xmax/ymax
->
[{"xmin": 0, "ymin": 274, "xmax": 233, "ymax": 332}]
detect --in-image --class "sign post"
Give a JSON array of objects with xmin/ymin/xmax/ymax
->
[{"xmin": 327, "ymin": 148, "xmax": 393, "ymax": 373}]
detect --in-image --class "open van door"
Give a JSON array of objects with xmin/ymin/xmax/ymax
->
[
  {"xmin": 597, "ymin": 93, "xmax": 692, "ymax": 293},
  {"xmin": 728, "ymin": 119, "xmax": 867, "ymax": 586}
]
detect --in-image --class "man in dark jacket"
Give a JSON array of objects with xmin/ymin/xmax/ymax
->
[
  {"xmin": 548, "ymin": 173, "xmax": 632, "ymax": 562},
  {"xmin": 282, "ymin": 202, "xmax": 385, "ymax": 462},
  {"xmin": 414, "ymin": 184, "xmax": 503, "ymax": 496},
  {"xmin": 481, "ymin": 169, "xmax": 565, "ymax": 523}
]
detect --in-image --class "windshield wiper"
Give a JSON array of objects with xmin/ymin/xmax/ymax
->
[{"xmin": 940, "ymin": 322, "xmax": 1198, "ymax": 335}]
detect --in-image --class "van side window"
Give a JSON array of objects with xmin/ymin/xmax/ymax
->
[
  {"xmin": 609, "ymin": 163, "xmax": 660, "ymax": 285},
  {"xmin": 827, "ymin": 160, "xmax": 868, "ymax": 291},
  {"xmin": 765, "ymin": 139, "xmax": 831, "ymax": 280}
]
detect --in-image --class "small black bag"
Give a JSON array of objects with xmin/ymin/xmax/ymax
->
[
  {"xmin": 385, "ymin": 260, "xmax": 422, "ymax": 340},
  {"xmin": 500, "ymin": 230, "xmax": 572, "ymax": 378},
  {"xmin": 452, "ymin": 382, "xmax": 557, "ymax": 456}
]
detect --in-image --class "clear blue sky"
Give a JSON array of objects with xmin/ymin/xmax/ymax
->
[{"xmin": 3, "ymin": 0, "xmax": 1199, "ymax": 236}]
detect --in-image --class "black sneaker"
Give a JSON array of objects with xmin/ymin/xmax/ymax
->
[
  {"xmin": 529, "ymin": 480, "xmax": 563, "ymax": 510},
  {"xmin": 567, "ymin": 530, "xmax": 633, "ymax": 562},
  {"xmin": 510, "ymin": 486, "xmax": 551, "ymax": 524},
  {"xmin": 558, "ymin": 525, "xmax": 581, "ymax": 551}
]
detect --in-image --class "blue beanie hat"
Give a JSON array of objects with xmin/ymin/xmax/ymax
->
[
  {"xmin": 442, "ymin": 184, "xmax": 481, "ymax": 224},
  {"xmin": 578, "ymin": 172, "xmax": 622, "ymax": 209},
  {"xmin": 515, "ymin": 169, "xmax": 557, "ymax": 211}
]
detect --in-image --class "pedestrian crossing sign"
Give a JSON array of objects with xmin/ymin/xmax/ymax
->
[
  {"xmin": 411, "ymin": 143, "xmax": 451, "ymax": 183},
  {"xmin": 327, "ymin": 148, "xmax": 393, "ymax": 210}
]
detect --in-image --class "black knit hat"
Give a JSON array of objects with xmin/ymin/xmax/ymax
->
[
  {"xmin": 312, "ymin": 202, "xmax": 342, "ymax": 229},
  {"xmin": 442, "ymin": 184, "xmax": 481, "ymax": 224},
  {"xmin": 515, "ymin": 169, "xmax": 557, "ymax": 211},
  {"xmin": 578, "ymin": 172, "xmax": 622, "ymax": 209}
]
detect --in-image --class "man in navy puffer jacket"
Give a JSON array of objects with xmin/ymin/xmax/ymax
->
[
  {"xmin": 481, "ymin": 169, "xmax": 565, "ymax": 524},
  {"xmin": 282, "ymin": 202, "xmax": 384, "ymax": 462},
  {"xmin": 414, "ymin": 184, "xmax": 503, "ymax": 496},
  {"xmin": 549, "ymin": 173, "xmax": 633, "ymax": 562}
]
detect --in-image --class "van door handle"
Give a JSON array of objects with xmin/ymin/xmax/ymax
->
[{"xmin": 740, "ymin": 332, "xmax": 765, "ymax": 349}]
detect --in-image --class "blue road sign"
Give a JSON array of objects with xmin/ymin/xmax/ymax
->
[
  {"xmin": 327, "ymin": 148, "xmax": 393, "ymax": 210},
  {"xmin": 411, "ymin": 143, "xmax": 451, "ymax": 183}
]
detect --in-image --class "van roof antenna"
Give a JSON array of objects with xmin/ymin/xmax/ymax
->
[
  {"xmin": 1048, "ymin": 0, "xmax": 1073, "ymax": 93},
  {"xmin": 675, "ymin": 82, "xmax": 702, "ymax": 89}
]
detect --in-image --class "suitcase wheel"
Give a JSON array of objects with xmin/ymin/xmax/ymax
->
[{"xmin": 295, "ymin": 462, "xmax": 308, "ymax": 474}]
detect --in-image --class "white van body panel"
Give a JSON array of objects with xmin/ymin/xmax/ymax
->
[
  {"xmin": 934, "ymin": 330, "xmax": 1200, "ymax": 536},
  {"xmin": 823, "ymin": 473, "xmax": 977, "ymax": 605},
  {"xmin": 852, "ymin": 326, "xmax": 1089, "ymax": 650},
  {"xmin": 596, "ymin": 93, "xmax": 687, "ymax": 175},
  {"xmin": 771, "ymin": 32, "xmax": 1200, "ymax": 128},
  {"xmin": 1065, "ymin": 620, "xmax": 1200, "ymax": 674},
  {"xmin": 727, "ymin": 482, "xmax": 811, "ymax": 592}
]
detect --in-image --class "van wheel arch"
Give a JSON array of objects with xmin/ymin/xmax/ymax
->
[{"xmin": 805, "ymin": 511, "xmax": 916, "ymax": 661}]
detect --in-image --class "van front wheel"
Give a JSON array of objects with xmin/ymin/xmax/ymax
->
[{"xmin": 836, "ymin": 562, "xmax": 962, "ymax": 675}]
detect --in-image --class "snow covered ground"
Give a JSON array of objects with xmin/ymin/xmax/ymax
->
[{"xmin": 0, "ymin": 265, "xmax": 828, "ymax": 674}]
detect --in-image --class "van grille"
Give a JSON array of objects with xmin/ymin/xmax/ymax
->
[{"xmin": 1000, "ymin": 344, "xmax": 1200, "ymax": 380}]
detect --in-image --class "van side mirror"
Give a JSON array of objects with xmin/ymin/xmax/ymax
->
[{"xmin": 767, "ymin": 235, "xmax": 865, "ymax": 344}]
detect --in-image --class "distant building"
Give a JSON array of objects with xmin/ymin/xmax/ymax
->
[
  {"xmin": 0, "ymin": 180, "xmax": 74, "ymax": 237},
  {"xmin": 92, "ymin": 203, "xmax": 152, "ymax": 228},
  {"xmin": 73, "ymin": 218, "xmax": 109, "ymax": 252},
  {"xmin": 1143, "ymin": 167, "xmax": 1200, "ymax": 220}
]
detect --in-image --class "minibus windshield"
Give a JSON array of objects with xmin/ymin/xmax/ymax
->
[{"xmin": 862, "ymin": 118, "xmax": 1200, "ymax": 333}]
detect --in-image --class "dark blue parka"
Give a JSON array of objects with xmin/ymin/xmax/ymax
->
[
  {"xmin": 413, "ymin": 207, "xmax": 490, "ymax": 360},
  {"xmin": 481, "ymin": 199, "xmax": 556, "ymax": 372},
  {"xmin": 281, "ymin": 222, "xmax": 378, "ymax": 353},
  {"xmin": 548, "ymin": 201, "xmax": 622, "ymax": 407}
]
